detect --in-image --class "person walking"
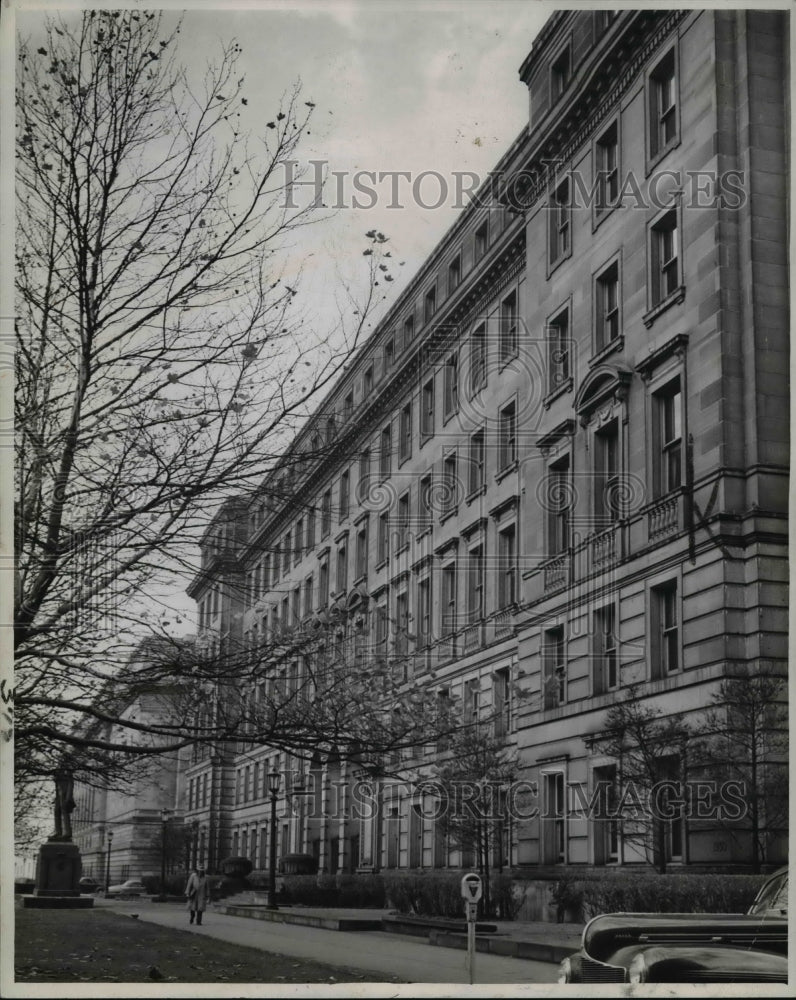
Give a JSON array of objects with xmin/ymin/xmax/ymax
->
[{"xmin": 184, "ymin": 867, "xmax": 211, "ymax": 925}]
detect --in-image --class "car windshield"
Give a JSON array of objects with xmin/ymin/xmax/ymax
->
[{"xmin": 748, "ymin": 872, "xmax": 788, "ymax": 915}]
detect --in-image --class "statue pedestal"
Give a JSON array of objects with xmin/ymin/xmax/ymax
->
[{"xmin": 23, "ymin": 839, "xmax": 94, "ymax": 909}]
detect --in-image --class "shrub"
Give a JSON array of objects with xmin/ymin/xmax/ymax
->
[
  {"xmin": 219, "ymin": 856, "xmax": 253, "ymax": 877},
  {"xmin": 335, "ymin": 873, "xmax": 385, "ymax": 908},
  {"xmin": 550, "ymin": 872, "xmax": 769, "ymax": 922}
]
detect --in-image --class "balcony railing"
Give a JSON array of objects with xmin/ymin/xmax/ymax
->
[
  {"xmin": 493, "ymin": 608, "xmax": 514, "ymax": 641},
  {"xmin": 463, "ymin": 623, "xmax": 484, "ymax": 653},
  {"xmin": 543, "ymin": 552, "xmax": 570, "ymax": 593},
  {"xmin": 591, "ymin": 525, "xmax": 617, "ymax": 569},
  {"xmin": 646, "ymin": 490, "xmax": 681, "ymax": 541}
]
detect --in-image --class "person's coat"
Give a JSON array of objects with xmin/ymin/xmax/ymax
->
[{"xmin": 184, "ymin": 871, "xmax": 211, "ymax": 911}]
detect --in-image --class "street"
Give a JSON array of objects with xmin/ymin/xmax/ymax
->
[{"xmin": 103, "ymin": 900, "xmax": 559, "ymax": 986}]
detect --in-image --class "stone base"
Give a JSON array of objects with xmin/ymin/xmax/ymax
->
[
  {"xmin": 34, "ymin": 840, "xmax": 83, "ymax": 896},
  {"xmin": 22, "ymin": 894, "xmax": 94, "ymax": 909}
]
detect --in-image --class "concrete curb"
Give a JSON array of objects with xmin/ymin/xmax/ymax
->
[
  {"xmin": 216, "ymin": 903, "xmax": 383, "ymax": 931},
  {"xmin": 427, "ymin": 929, "xmax": 573, "ymax": 964}
]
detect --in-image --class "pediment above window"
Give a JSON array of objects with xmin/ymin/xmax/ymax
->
[{"xmin": 574, "ymin": 364, "xmax": 632, "ymax": 425}]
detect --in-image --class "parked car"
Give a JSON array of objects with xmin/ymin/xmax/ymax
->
[
  {"xmin": 78, "ymin": 876, "xmax": 101, "ymax": 892},
  {"xmin": 106, "ymin": 878, "xmax": 146, "ymax": 897},
  {"xmin": 557, "ymin": 867, "xmax": 788, "ymax": 984}
]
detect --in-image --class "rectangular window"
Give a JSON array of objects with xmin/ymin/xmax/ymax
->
[
  {"xmin": 498, "ymin": 524, "xmax": 517, "ymax": 609},
  {"xmin": 303, "ymin": 575, "xmax": 314, "ymax": 617},
  {"xmin": 395, "ymin": 590, "xmax": 409, "ymax": 656},
  {"xmin": 375, "ymin": 596, "xmax": 389, "ymax": 648},
  {"xmin": 419, "ymin": 474, "xmax": 433, "ymax": 530},
  {"xmin": 358, "ymin": 448, "xmax": 370, "ymax": 504},
  {"xmin": 594, "ymin": 604, "xmax": 618, "ymax": 694},
  {"xmin": 471, "ymin": 323, "xmax": 487, "ymax": 394},
  {"xmin": 548, "ymin": 455, "xmax": 572, "ymax": 556},
  {"xmin": 500, "ymin": 290, "xmax": 518, "ymax": 362},
  {"xmin": 650, "ymin": 210, "xmax": 680, "ymax": 306},
  {"xmin": 421, "ymin": 378, "xmax": 434, "ymax": 439},
  {"xmin": 498, "ymin": 401, "xmax": 516, "ymax": 471},
  {"xmin": 363, "ymin": 366, "xmax": 374, "ymax": 399},
  {"xmin": 379, "ymin": 423, "xmax": 392, "ymax": 479},
  {"xmin": 595, "ymin": 122, "xmax": 619, "ymax": 214},
  {"xmin": 474, "ymin": 221, "xmax": 488, "ymax": 261},
  {"xmin": 321, "ymin": 489, "xmax": 332, "ymax": 538},
  {"xmin": 282, "ymin": 533, "xmax": 291, "ymax": 575},
  {"xmin": 656, "ymin": 380, "xmax": 682, "ymax": 496},
  {"xmin": 649, "ymin": 48, "xmax": 677, "ymax": 160},
  {"xmin": 343, "ymin": 391, "xmax": 354, "ymax": 421},
  {"xmin": 652, "ymin": 580, "xmax": 679, "ymax": 677},
  {"xmin": 404, "ymin": 314, "xmax": 415, "ymax": 345},
  {"xmin": 294, "ymin": 518, "xmax": 303, "ymax": 564},
  {"xmin": 424, "ymin": 286, "xmax": 436, "ymax": 323},
  {"xmin": 467, "ymin": 544, "xmax": 484, "ymax": 623},
  {"xmin": 442, "ymin": 452, "xmax": 457, "ymax": 515},
  {"xmin": 443, "ymin": 352, "xmax": 459, "ymax": 417},
  {"xmin": 464, "ymin": 678, "xmax": 480, "ymax": 726},
  {"xmin": 306, "ymin": 510, "xmax": 315, "ymax": 551},
  {"xmin": 595, "ymin": 419, "xmax": 620, "ymax": 524},
  {"xmin": 384, "ymin": 337, "xmax": 395, "ymax": 373},
  {"xmin": 399, "ymin": 402, "xmax": 412, "ymax": 462},
  {"xmin": 417, "ymin": 577, "xmax": 432, "ymax": 645},
  {"xmin": 595, "ymin": 261, "xmax": 620, "ymax": 351},
  {"xmin": 355, "ymin": 521, "xmax": 368, "ymax": 580},
  {"xmin": 339, "ymin": 470, "xmax": 350, "ymax": 521},
  {"xmin": 448, "ymin": 254, "xmax": 461, "ymax": 294},
  {"xmin": 543, "ymin": 626, "xmax": 566, "ymax": 709},
  {"xmin": 441, "ymin": 562, "xmax": 457, "ymax": 636},
  {"xmin": 593, "ymin": 763, "xmax": 620, "ymax": 864},
  {"xmin": 281, "ymin": 595, "xmax": 290, "ymax": 628},
  {"xmin": 397, "ymin": 491, "xmax": 410, "ymax": 550},
  {"xmin": 319, "ymin": 558, "xmax": 329, "ymax": 606},
  {"xmin": 336, "ymin": 539, "xmax": 347, "ymax": 594},
  {"xmin": 493, "ymin": 667, "xmax": 512, "ymax": 738},
  {"xmin": 549, "ymin": 177, "xmax": 571, "ymax": 267},
  {"xmin": 468, "ymin": 429, "xmax": 485, "ymax": 495},
  {"xmin": 377, "ymin": 510, "xmax": 390, "ymax": 565},
  {"xmin": 547, "ymin": 307, "xmax": 570, "ymax": 392},
  {"xmin": 550, "ymin": 44, "xmax": 571, "ymax": 100},
  {"xmin": 325, "ymin": 415, "xmax": 336, "ymax": 444}
]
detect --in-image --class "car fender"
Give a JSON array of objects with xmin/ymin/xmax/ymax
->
[{"xmin": 614, "ymin": 944, "xmax": 788, "ymax": 984}]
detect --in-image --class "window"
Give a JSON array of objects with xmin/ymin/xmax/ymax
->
[
  {"xmin": 442, "ymin": 452, "xmax": 457, "ymax": 515},
  {"xmin": 595, "ymin": 261, "xmax": 620, "ymax": 352},
  {"xmin": 543, "ymin": 626, "xmax": 566, "ymax": 709},
  {"xmin": 395, "ymin": 590, "xmax": 409, "ymax": 656},
  {"xmin": 282, "ymin": 533, "xmax": 291, "ymax": 575},
  {"xmin": 424, "ymin": 285, "xmax": 436, "ymax": 323},
  {"xmin": 498, "ymin": 401, "xmax": 516, "ymax": 471},
  {"xmin": 417, "ymin": 577, "xmax": 432, "ymax": 645},
  {"xmin": 652, "ymin": 580, "xmax": 679, "ymax": 677},
  {"xmin": 358, "ymin": 448, "xmax": 370, "ymax": 503},
  {"xmin": 355, "ymin": 520, "xmax": 368, "ymax": 580},
  {"xmin": 397, "ymin": 491, "xmax": 410, "ymax": 550},
  {"xmin": 281, "ymin": 595, "xmax": 290, "ymax": 628},
  {"xmin": 650, "ymin": 210, "xmax": 680, "ymax": 306},
  {"xmin": 548, "ymin": 455, "xmax": 572, "ymax": 556},
  {"xmin": 474, "ymin": 221, "xmax": 488, "ymax": 261},
  {"xmin": 547, "ymin": 307, "xmax": 570, "ymax": 393},
  {"xmin": 498, "ymin": 524, "xmax": 517, "ymax": 609},
  {"xmin": 655, "ymin": 380, "xmax": 683, "ymax": 496},
  {"xmin": 468, "ymin": 429, "xmax": 485, "ymax": 495},
  {"xmin": 321, "ymin": 489, "xmax": 332, "ymax": 538},
  {"xmin": 343, "ymin": 391, "xmax": 354, "ymax": 421},
  {"xmin": 375, "ymin": 595, "xmax": 389, "ymax": 649},
  {"xmin": 363, "ymin": 365, "xmax": 374, "ymax": 397},
  {"xmin": 470, "ymin": 323, "xmax": 487, "ymax": 394},
  {"xmin": 303, "ymin": 575, "xmax": 314, "ymax": 617},
  {"xmin": 399, "ymin": 402, "xmax": 412, "ymax": 462},
  {"xmin": 593, "ymin": 763, "xmax": 620, "ymax": 864},
  {"xmin": 550, "ymin": 43, "xmax": 571, "ymax": 100},
  {"xmin": 421, "ymin": 378, "xmax": 434, "ymax": 439},
  {"xmin": 441, "ymin": 562, "xmax": 457, "ymax": 636},
  {"xmin": 336, "ymin": 539, "xmax": 347, "ymax": 594},
  {"xmin": 493, "ymin": 667, "xmax": 512, "ymax": 737},
  {"xmin": 384, "ymin": 337, "xmax": 395, "ymax": 372},
  {"xmin": 325, "ymin": 415, "xmax": 336, "ymax": 444},
  {"xmin": 292, "ymin": 586, "xmax": 301, "ymax": 624},
  {"xmin": 500, "ymin": 291, "xmax": 518, "ymax": 362},
  {"xmin": 464, "ymin": 678, "xmax": 480, "ymax": 726},
  {"xmin": 419, "ymin": 474, "xmax": 433, "ymax": 530},
  {"xmin": 306, "ymin": 509, "xmax": 315, "ymax": 551},
  {"xmin": 549, "ymin": 177, "xmax": 571, "ymax": 267},
  {"xmin": 319, "ymin": 557, "xmax": 329, "ymax": 606},
  {"xmin": 379, "ymin": 423, "xmax": 392, "ymax": 479},
  {"xmin": 594, "ymin": 419, "xmax": 620, "ymax": 524},
  {"xmin": 448, "ymin": 254, "xmax": 461, "ymax": 294},
  {"xmin": 294, "ymin": 518, "xmax": 303, "ymax": 564},
  {"xmin": 594, "ymin": 604, "xmax": 618, "ymax": 694},
  {"xmin": 595, "ymin": 122, "xmax": 619, "ymax": 215},
  {"xmin": 443, "ymin": 352, "xmax": 459, "ymax": 417},
  {"xmin": 649, "ymin": 48, "xmax": 678, "ymax": 161},
  {"xmin": 404, "ymin": 314, "xmax": 415, "ymax": 345},
  {"xmin": 339, "ymin": 470, "xmax": 350, "ymax": 521},
  {"xmin": 467, "ymin": 544, "xmax": 484, "ymax": 623},
  {"xmin": 377, "ymin": 510, "xmax": 390, "ymax": 565},
  {"xmin": 594, "ymin": 10, "xmax": 616, "ymax": 35}
]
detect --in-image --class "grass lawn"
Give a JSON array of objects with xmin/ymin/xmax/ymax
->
[{"xmin": 15, "ymin": 904, "xmax": 399, "ymax": 984}]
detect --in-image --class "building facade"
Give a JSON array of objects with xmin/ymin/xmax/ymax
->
[{"xmin": 83, "ymin": 9, "xmax": 789, "ymax": 881}]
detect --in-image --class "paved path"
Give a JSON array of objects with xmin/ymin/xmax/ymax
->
[{"xmin": 99, "ymin": 899, "xmax": 558, "ymax": 985}]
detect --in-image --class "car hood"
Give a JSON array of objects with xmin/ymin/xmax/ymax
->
[{"xmin": 584, "ymin": 912, "xmax": 787, "ymax": 963}]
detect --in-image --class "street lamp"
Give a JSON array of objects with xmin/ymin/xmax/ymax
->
[
  {"xmin": 158, "ymin": 808, "xmax": 172, "ymax": 901},
  {"xmin": 105, "ymin": 830, "xmax": 113, "ymax": 893},
  {"xmin": 266, "ymin": 770, "xmax": 281, "ymax": 910}
]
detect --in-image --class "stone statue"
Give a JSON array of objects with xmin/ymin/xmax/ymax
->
[{"xmin": 53, "ymin": 767, "xmax": 76, "ymax": 840}]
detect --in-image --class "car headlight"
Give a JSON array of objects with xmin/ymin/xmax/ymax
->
[
  {"xmin": 628, "ymin": 954, "xmax": 648, "ymax": 984},
  {"xmin": 557, "ymin": 957, "xmax": 572, "ymax": 984}
]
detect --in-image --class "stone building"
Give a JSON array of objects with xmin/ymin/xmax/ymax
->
[{"xmin": 172, "ymin": 9, "xmax": 789, "ymax": 879}]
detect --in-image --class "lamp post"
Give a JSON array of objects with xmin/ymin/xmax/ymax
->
[
  {"xmin": 158, "ymin": 808, "xmax": 172, "ymax": 901},
  {"xmin": 266, "ymin": 770, "xmax": 281, "ymax": 910},
  {"xmin": 105, "ymin": 830, "xmax": 113, "ymax": 893}
]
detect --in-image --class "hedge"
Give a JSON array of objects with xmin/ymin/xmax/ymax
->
[
  {"xmin": 550, "ymin": 872, "xmax": 769, "ymax": 922},
  {"xmin": 384, "ymin": 872, "xmax": 523, "ymax": 919},
  {"xmin": 266, "ymin": 872, "xmax": 386, "ymax": 908}
]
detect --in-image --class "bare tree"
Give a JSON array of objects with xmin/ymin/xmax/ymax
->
[
  {"xmin": 591, "ymin": 686, "xmax": 690, "ymax": 874},
  {"xmin": 13, "ymin": 10, "xmax": 403, "ymax": 793},
  {"xmin": 693, "ymin": 672, "xmax": 788, "ymax": 873}
]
